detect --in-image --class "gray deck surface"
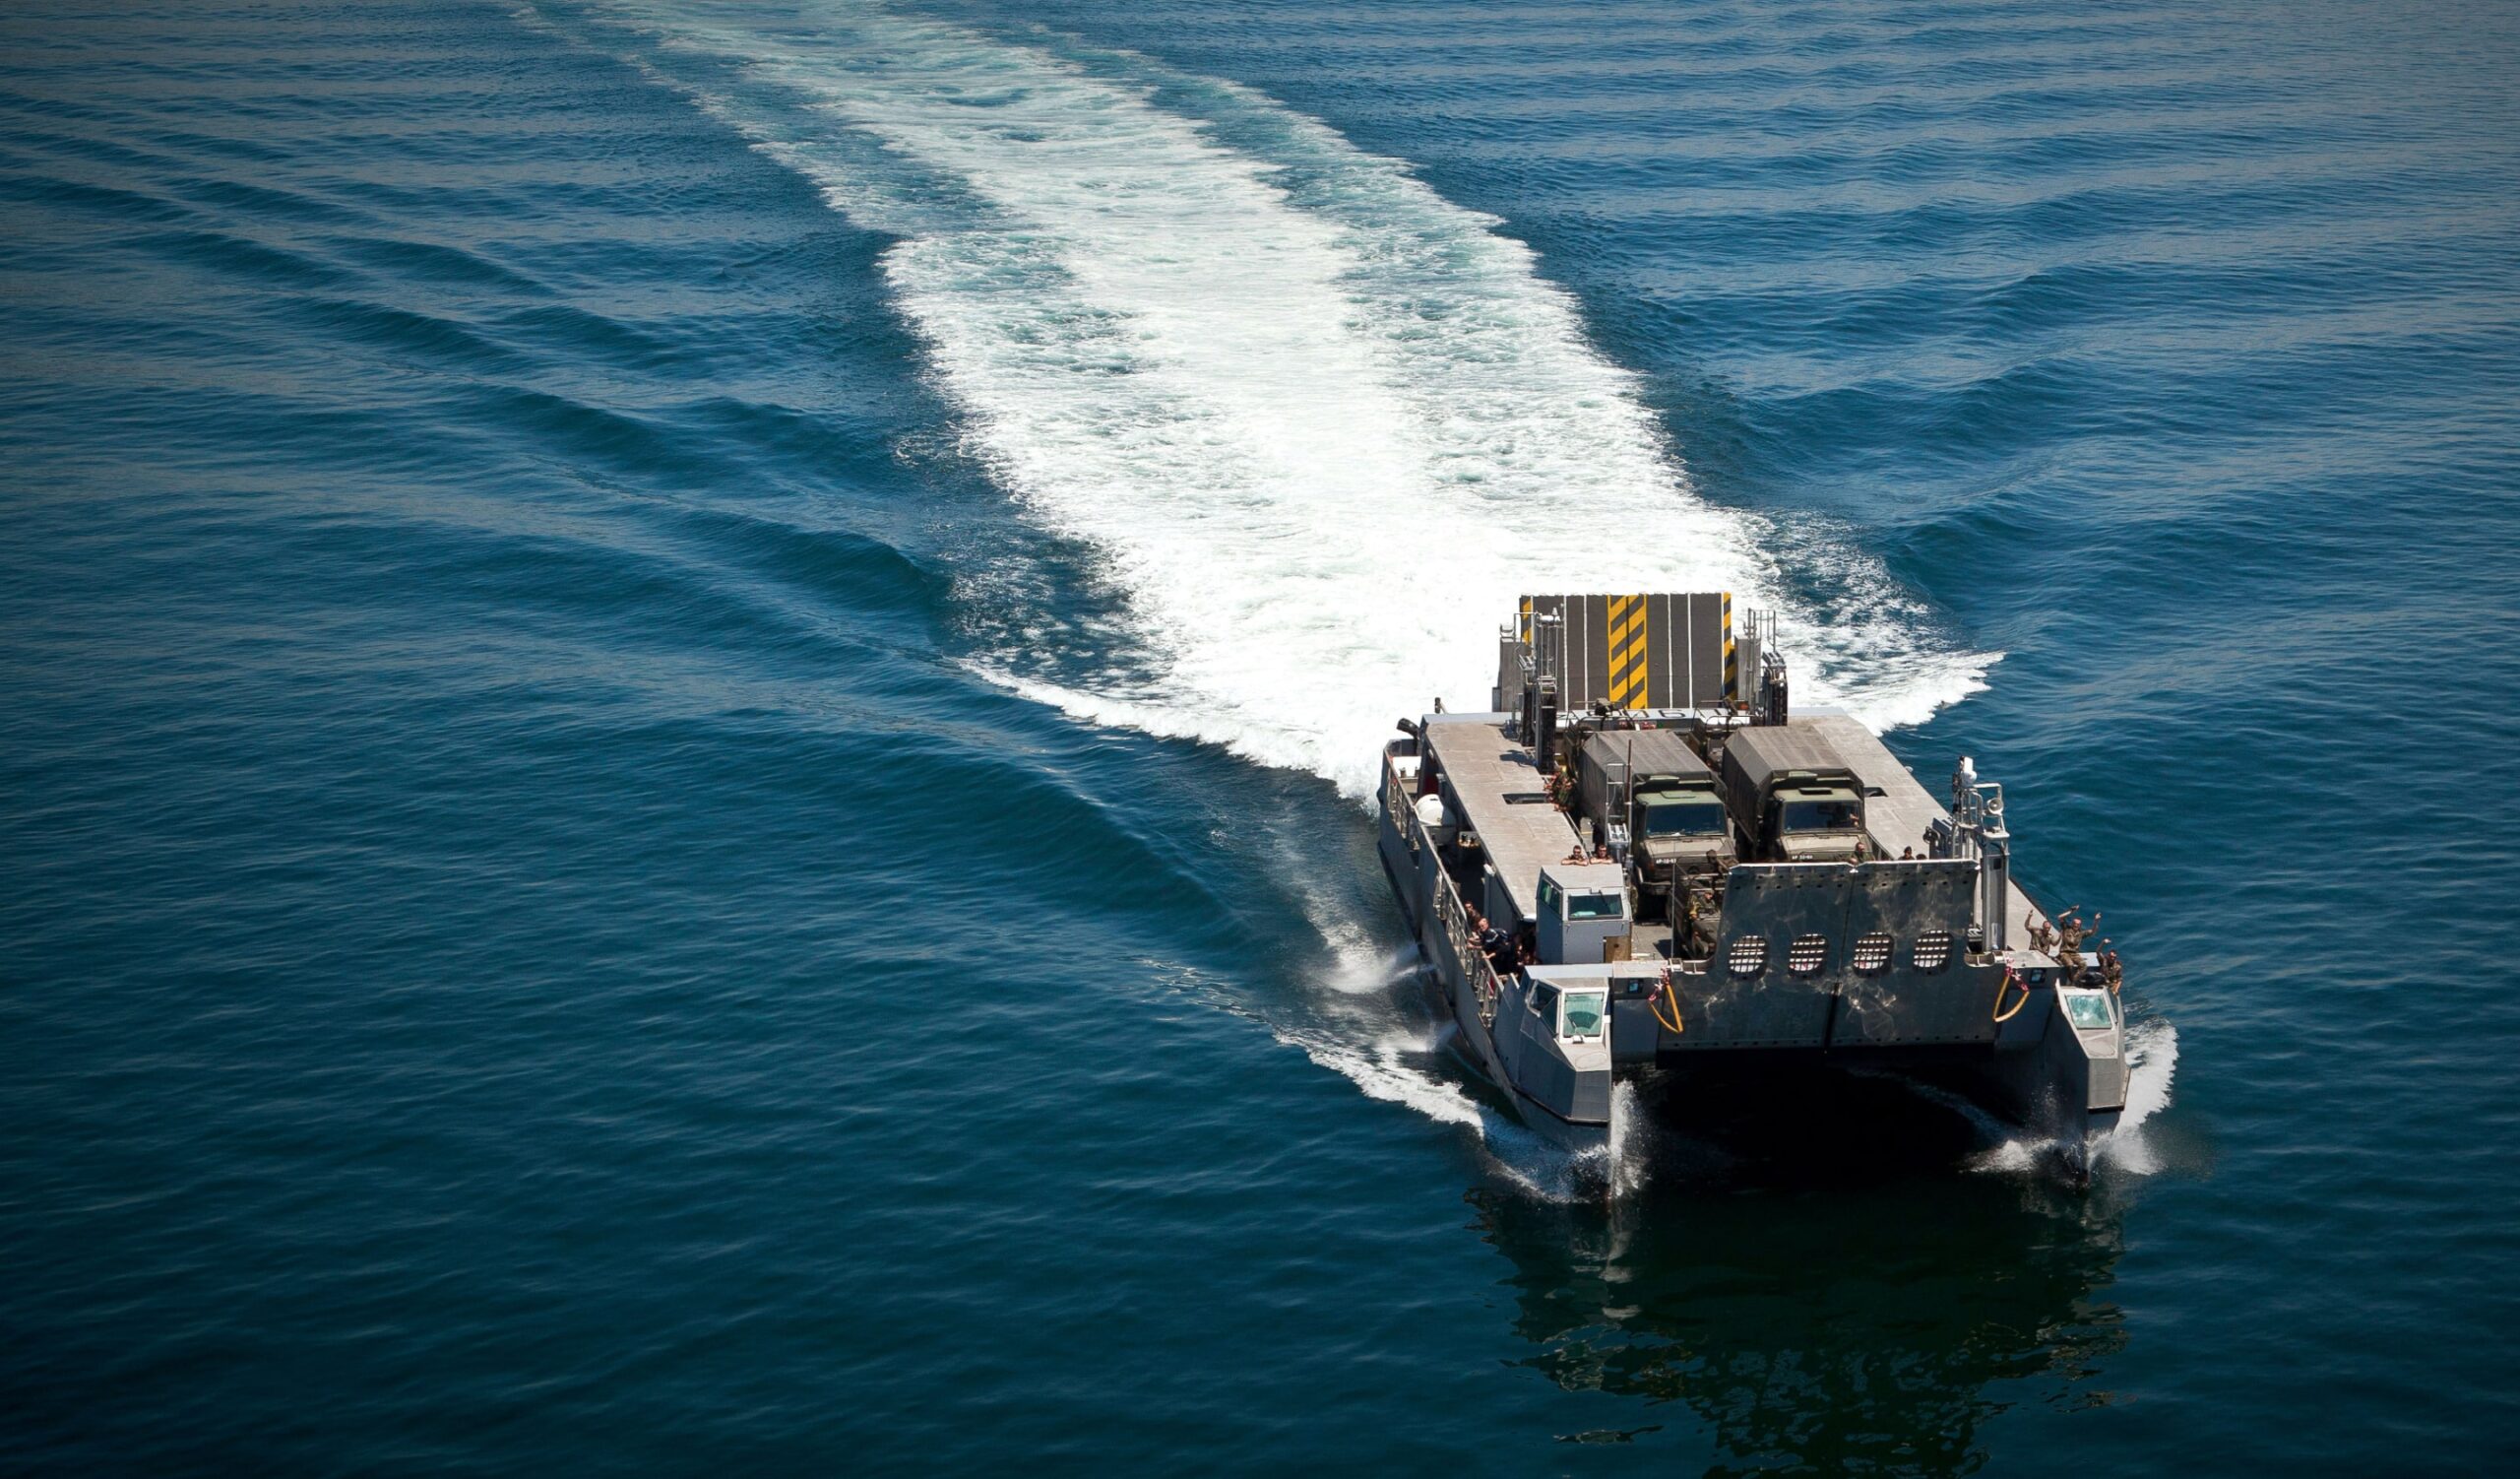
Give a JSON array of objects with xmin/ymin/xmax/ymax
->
[
  {"xmin": 1629, "ymin": 922, "xmax": 1681, "ymax": 961},
  {"xmin": 1422, "ymin": 719, "xmax": 1583, "ymax": 927},
  {"xmin": 1796, "ymin": 711, "xmax": 2052, "ymax": 936},
  {"xmin": 1423, "ymin": 710, "xmax": 2055, "ymax": 943}
]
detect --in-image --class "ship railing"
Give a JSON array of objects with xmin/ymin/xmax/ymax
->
[
  {"xmin": 1383, "ymin": 765, "xmax": 1417, "ymax": 859},
  {"xmin": 1433, "ymin": 867, "xmax": 1501, "ymax": 1029},
  {"xmin": 1388, "ymin": 741, "xmax": 1502, "ymax": 1029},
  {"xmin": 1466, "ymin": 937, "xmax": 1501, "ymax": 1030}
]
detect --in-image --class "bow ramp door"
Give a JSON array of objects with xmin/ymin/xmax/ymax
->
[{"xmin": 1515, "ymin": 593, "xmax": 1743, "ymax": 711}]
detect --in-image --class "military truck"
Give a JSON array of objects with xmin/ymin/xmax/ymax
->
[
  {"xmin": 1720, "ymin": 726, "xmax": 1868, "ymax": 864},
  {"xmin": 1572, "ymin": 729, "xmax": 1735, "ymax": 926}
]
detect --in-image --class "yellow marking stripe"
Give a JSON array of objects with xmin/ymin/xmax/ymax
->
[
  {"xmin": 1606, "ymin": 594, "xmax": 1650, "ymax": 707},
  {"xmin": 1721, "ymin": 591, "xmax": 1737, "ymax": 697}
]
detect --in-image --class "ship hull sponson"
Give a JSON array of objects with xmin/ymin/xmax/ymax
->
[
  {"xmin": 1377, "ymin": 739, "xmax": 1611, "ymax": 1147},
  {"xmin": 1376, "ymin": 729, "xmax": 2124, "ymax": 1173}
]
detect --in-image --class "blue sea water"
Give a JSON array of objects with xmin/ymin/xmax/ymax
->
[{"xmin": 5, "ymin": 0, "xmax": 2519, "ymax": 1471}]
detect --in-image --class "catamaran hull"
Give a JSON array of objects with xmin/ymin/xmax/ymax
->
[{"xmin": 1375, "ymin": 702, "xmax": 2128, "ymax": 1180}]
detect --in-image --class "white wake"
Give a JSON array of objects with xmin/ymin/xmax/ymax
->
[
  {"xmin": 1962, "ymin": 1018, "xmax": 2181, "ymax": 1178},
  {"xmin": 555, "ymin": 0, "xmax": 1992, "ymax": 798},
  {"xmin": 546, "ymin": 1, "xmax": 2005, "ymax": 1183}
]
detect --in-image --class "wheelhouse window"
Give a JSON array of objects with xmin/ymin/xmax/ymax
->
[
  {"xmin": 1566, "ymin": 891, "xmax": 1622, "ymax": 921},
  {"xmin": 1559, "ymin": 990, "xmax": 1607, "ymax": 1042}
]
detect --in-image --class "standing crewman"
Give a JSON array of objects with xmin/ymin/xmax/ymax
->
[{"xmin": 1467, "ymin": 907, "xmax": 1514, "ymax": 972}]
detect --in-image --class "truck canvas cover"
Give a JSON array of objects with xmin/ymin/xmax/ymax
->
[
  {"xmin": 1723, "ymin": 726, "xmax": 1856, "ymax": 795},
  {"xmin": 1580, "ymin": 729, "xmax": 1713, "ymax": 787}
]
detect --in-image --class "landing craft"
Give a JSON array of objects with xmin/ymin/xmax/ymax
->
[{"xmin": 1378, "ymin": 595, "xmax": 2127, "ymax": 1180}]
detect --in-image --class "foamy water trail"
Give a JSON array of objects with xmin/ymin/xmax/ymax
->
[
  {"xmin": 555, "ymin": 0, "xmax": 1992, "ymax": 797},
  {"xmin": 543, "ymin": 0, "xmax": 1999, "ymax": 1173},
  {"xmin": 2092, "ymin": 1020, "xmax": 2179, "ymax": 1174},
  {"xmin": 1278, "ymin": 926, "xmax": 1629, "ymax": 1200},
  {"xmin": 1962, "ymin": 1017, "xmax": 2181, "ymax": 1178}
]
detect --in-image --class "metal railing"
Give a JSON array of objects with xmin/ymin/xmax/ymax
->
[
  {"xmin": 1384, "ymin": 767, "xmax": 1416, "ymax": 856},
  {"xmin": 1430, "ymin": 852, "xmax": 1502, "ymax": 1029},
  {"xmin": 1387, "ymin": 743, "xmax": 1505, "ymax": 1030}
]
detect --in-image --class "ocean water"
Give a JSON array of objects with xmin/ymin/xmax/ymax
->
[{"xmin": 4, "ymin": 0, "xmax": 2517, "ymax": 1471}]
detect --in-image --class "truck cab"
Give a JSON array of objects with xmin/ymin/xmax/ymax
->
[
  {"xmin": 1760, "ymin": 773, "xmax": 1866, "ymax": 862},
  {"xmin": 1722, "ymin": 727, "xmax": 1870, "ymax": 865},
  {"xmin": 1631, "ymin": 779, "xmax": 1735, "ymax": 882},
  {"xmin": 1572, "ymin": 730, "xmax": 1735, "ymax": 921}
]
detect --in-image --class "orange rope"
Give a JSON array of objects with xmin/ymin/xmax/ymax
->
[
  {"xmin": 1991, "ymin": 966, "xmax": 2033, "ymax": 1023},
  {"xmin": 1651, "ymin": 967, "xmax": 1686, "ymax": 1035}
]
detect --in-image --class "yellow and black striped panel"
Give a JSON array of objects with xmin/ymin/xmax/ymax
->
[
  {"xmin": 1722, "ymin": 592, "xmax": 1736, "ymax": 701},
  {"xmin": 1606, "ymin": 594, "xmax": 1650, "ymax": 708},
  {"xmin": 1519, "ymin": 593, "xmax": 1732, "ymax": 710}
]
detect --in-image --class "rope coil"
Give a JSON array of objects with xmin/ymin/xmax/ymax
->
[
  {"xmin": 1652, "ymin": 965, "xmax": 1686, "ymax": 1035},
  {"xmin": 1991, "ymin": 965, "xmax": 2033, "ymax": 1023}
]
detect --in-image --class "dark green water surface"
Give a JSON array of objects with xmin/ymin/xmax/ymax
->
[{"xmin": 5, "ymin": 1, "xmax": 2518, "ymax": 1472}]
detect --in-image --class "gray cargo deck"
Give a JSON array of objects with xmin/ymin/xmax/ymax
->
[
  {"xmin": 1793, "ymin": 711, "xmax": 2051, "ymax": 936},
  {"xmin": 1420, "ymin": 718, "xmax": 1583, "ymax": 927},
  {"xmin": 1422, "ymin": 710, "xmax": 2052, "ymax": 937}
]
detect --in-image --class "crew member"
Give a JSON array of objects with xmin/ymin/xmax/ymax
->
[{"xmin": 1469, "ymin": 909, "xmax": 1513, "ymax": 970}]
